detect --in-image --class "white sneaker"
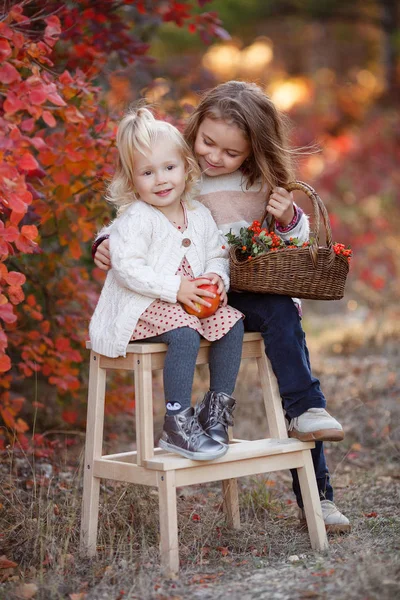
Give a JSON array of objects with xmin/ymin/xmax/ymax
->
[
  {"xmin": 300, "ymin": 500, "xmax": 351, "ymax": 533},
  {"xmin": 288, "ymin": 408, "xmax": 344, "ymax": 442}
]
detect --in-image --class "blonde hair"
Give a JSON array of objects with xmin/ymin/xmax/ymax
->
[
  {"xmin": 107, "ymin": 107, "xmax": 201, "ymax": 215},
  {"xmin": 185, "ymin": 81, "xmax": 297, "ymax": 190}
]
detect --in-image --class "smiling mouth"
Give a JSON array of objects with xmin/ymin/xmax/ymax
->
[
  {"xmin": 155, "ymin": 189, "xmax": 172, "ymax": 196},
  {"xmin": 204, "ymin": 159, "xmax": 222, "ymax": 168}
]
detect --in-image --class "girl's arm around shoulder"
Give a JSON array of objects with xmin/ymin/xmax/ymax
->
[
  {"xmin": 193, "ymin": 202, "xmax": 230, "ymax": 291},
  {"xmin": 110, "ymin": 202, "xmax": 181, "ymax": 302}
]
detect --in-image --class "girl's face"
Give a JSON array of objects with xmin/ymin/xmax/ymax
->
[
  {"xmin": 132, "ymin": 138, "xmax": 186, "ymax": 213},
  {"xmin": 194, "ymin": 117, "xmax": 251, "ymax": 177}
]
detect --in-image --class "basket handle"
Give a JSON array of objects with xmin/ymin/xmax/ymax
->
[{"xmin": 260, "ymin": 180, "xmax": 334, "ymax": 268}]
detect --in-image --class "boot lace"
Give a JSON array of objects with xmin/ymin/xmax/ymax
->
[
  {"xmin": 179, "ymin": 414, "xmax": 205, "ymax": 449},
  {"xmin": 209, "ymin": 395, "xmax": 234, "ymax": 428}
]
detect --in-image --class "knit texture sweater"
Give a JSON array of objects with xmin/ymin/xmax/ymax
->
[
  {"xmin": 198, "ymin": 170, "xmax": 310, "ymax": 242},
  {"xmin": 90, "ymin": 199, "xmax": 229, "ymax": 358}
]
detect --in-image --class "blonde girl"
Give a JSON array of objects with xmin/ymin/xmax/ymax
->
[{"xmin": 90, "ymin": 107, "xmax": 244, "ymax": 461}]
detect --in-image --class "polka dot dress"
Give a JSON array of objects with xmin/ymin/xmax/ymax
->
[{"xmin": 130, "ymin": 203, "xmax": 243, "ymax": 342}]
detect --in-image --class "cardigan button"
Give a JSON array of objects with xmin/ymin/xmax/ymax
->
[{"xmin": 182, "ymin": 238, "xmax": 191, "ymax": 248}]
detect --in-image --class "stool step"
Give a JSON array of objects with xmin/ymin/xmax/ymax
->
[{"xmin": 145, "ymin": 438, "xmax": 314, "ymax": 471}]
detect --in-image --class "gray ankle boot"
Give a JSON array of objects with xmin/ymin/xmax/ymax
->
[
  {"xmin": 159, "ymin": 407, "xmax": 227, "ymax": 461},
  {"xmin": 196, "ymin": 391, "xmax": 236, "ymax": 446}
]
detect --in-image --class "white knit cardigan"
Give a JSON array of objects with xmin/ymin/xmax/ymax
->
[{"xmin": 89, "ymin": 199, "xmax": 229, "ymax": 358}]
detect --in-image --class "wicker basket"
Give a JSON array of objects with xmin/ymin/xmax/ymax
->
[{"xmin": 229, "ymin": 181, "xmax": 350, "ymax": 300}]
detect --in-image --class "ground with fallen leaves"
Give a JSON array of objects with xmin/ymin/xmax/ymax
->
[{"xmin": 1, "ymin": 306, "xmax": 399, "ymax": 600}]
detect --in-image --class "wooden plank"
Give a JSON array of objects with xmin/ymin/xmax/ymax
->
[
  {"xmin": 145, "ymin": 438, "xmax": 314, "ymax": 471},
  {"xmin": 134, "ymin": 353, "xmax": 154, "ymax": 465},
  {"xmin": 257, "ymin": 348, "xmax": 288, "ymax": 439},
  {"xmin": 86, "ymin": 332, "xmax": 262, "ymax": 352},
  {"xmin": 99, "ymin": 355, "xmax": 136, "ymax": 370},
  {"xmin": 222, "ymin": 479, "xmax": 240, "ymax": 529},
  {"xmin": 93, "ymin": 459, "xmax": 157, "ymax": 486},
  {"xmin": 297, "ymin": 450, "xmax": 329, "ymax": 550},
  {"xmin": 80, "ymin": 352, "xmax": 106, "ymax": 556},
  {"xmin": 103, "ymin": 447, "xmax": 166, "ymax": 463},
  {"xmin": 158, "ymin": 471, "xmax": 179, "ymax": 574},
  {"xmin": 175, "ymin": 452, "xmax": 304, "ymax": 486}
]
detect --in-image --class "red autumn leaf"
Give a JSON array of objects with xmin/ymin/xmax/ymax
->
[
  {"xmin": 6, "ymin": 194, "xmax": 27, "ymax": 214},
  {"xmin": 55, "ymin": 337, "xmax": 70, "ymax": 351},
  {"xmin": 25, "ymin": 167, "xmax": 46, "ymax": 179},
  {"xmin": 20, "ymin": 118, "xmax": 35, "ymax": 132},
  {"xmin": 44, "ymin": 15, "xmax": 62, "ymax": 40},
  {"xmin": 61, "ymin": 409, "xmax": 78, "ymax": 424},
  {"xmin": 8, "ymin": 284, "xmax": 24, "ymax": 305},
  {"xmin": 47, "ymin": 92, "xmax": 66, "ymax": 106},
  {"xmin": 0, "ymin": 62, "xmax": 21, "ymax": 83},
  {"xmin": 20, "ymin": 225, "xmax": 38, "ymax": 241},
  {"xmin": 0, "ymin": 297, "xmax": 17, "ymax": 324},
  {"xmin": 191, "ymin": 513, "xmax": 201, "ymax": 521},
  {"xmin": 59, "ymin": 70, "xmax": 74, "ymax": 85},
  {"xmin": 5, "ymin": 272, "xmax": 26, "ymax": 286},
  {"xmin": 0, "ymin": 225, "xmax": 19, "ymax": 243},
  {"xmin": 0, "ymin": 354, "xmax": 12, "ymax": 373},
  {"xmin": 364, "ymin": 511, "xmax": 378, "ymax": 518},
  {"xmin": 19, "ymin": 153, "xmax": 39, "ymax": 172},
  {"xmin": 216, "ymin": 546, "xmax": 230, "ymax": 556},
  {"xmin": 15, "ymin": 231, "xmax": 38, "ymax": 253},
  {"xmin": 29, "ymin": 86, "xmax": 49, "ymax": 105},
  {"xmin": 3, "ymin": 92, "xmax": 24, "ymax": 114},
  {"xmin": 0, "ymin": 39, "xmax": 12, "ymax": 60},
  {"xmin": 42, "ymin": 110, "xmax": 57, "ymax": 127}
]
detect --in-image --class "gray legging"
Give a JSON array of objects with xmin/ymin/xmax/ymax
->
[{"xmin": 143, "ymin": 321, "xmax": 244, "ymax": 414}]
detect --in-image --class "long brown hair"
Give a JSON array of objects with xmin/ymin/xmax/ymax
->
[{"xmin": 185, "ymin": 81, "xmax": 296, "ymax": 190}]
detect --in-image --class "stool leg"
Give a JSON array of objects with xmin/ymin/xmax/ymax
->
[
  {"xmin": 257, "ymin": 348, "xmax": 288, "ymax": 439},
  {"xmin": 158, "ymin": 471, "xmax": 179, "ymax": 574},
  {"xmin": 80, "ymin": 351, "xmax": 106, "ymax": 556},
  {"xmin": 297, "ymin": 450, "xmax": 329, "ymax": 550},
  {"xmin": 222, "ymin": 479, "xmax": 240, "ymax": 529},
  {"xmin": 134, "ymin": 353, "xmax": 154, "ymax": 466}
]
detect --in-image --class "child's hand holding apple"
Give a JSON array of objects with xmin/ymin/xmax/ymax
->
[{"xmin": 178, "ymin": 274, "xmax": 225, "ymax": 318}]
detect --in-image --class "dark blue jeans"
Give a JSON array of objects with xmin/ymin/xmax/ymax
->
[{"xmin": 228, "ymin": 291, "xmax": 333, "ymax": 508}]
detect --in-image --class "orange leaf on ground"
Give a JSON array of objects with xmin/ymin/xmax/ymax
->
[{"xmin": 0, "ymin": 555, "xmax": 17, "ymax": 569}]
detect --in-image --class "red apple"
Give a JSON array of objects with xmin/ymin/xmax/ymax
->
[{"xmin": 183, "ymin": 281, "xmax": 221, "ymax": 318}]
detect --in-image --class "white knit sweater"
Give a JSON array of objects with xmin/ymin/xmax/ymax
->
[{"xmin": 90, "ymin": 199, "xmax": 229, "ymax": 358}]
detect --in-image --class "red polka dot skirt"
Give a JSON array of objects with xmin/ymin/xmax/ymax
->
[{"xmin": 130, "ymin": 257, "xmax": 243, "ymax": 342}]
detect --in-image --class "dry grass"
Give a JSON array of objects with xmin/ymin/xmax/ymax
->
[{"xmin": 1, "ymin": 308, "xmax": 400, "ymax": 599}]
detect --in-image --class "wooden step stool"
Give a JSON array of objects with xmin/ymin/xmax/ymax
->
[{"xmin": 80, "ymin": 332, "xmax": 328, "ymax": 573}]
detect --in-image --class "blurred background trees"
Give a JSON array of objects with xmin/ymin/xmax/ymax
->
[{"xmin": 0, "ymin": 0, "xmax": 399, "ymax": 448}]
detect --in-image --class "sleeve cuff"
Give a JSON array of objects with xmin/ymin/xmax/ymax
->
[
  {"xmin": 91, "ymin": 234, "xmax": 109, "ymax": 259},
  {"xmin": 276, "ymin": 205, "xmax": 303, "ymax": 233},
  {"xmin": 160, "ymin": 275, "xmax": 182, "ymax": 303}
]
